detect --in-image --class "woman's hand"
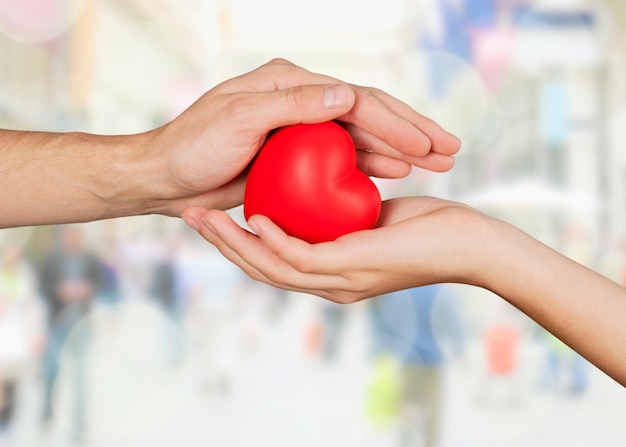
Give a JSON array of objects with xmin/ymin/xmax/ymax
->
[
  {"xmin": 184, "ymin": 196, "xmax": 626, "ymax": 387},
  {"xmin": 182, "ymin": 196, "xmax": 488, "ymax": 302}
]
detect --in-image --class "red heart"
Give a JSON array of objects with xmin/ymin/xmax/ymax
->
[{"xmin": 244, "ymin": 121, "xmax": 382, "ymax": 243}]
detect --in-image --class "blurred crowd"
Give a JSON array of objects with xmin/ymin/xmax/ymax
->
[
  {"xmin": 2, "ymin": 0, "xmax": 626, "ymax": 446},
  {"xmin": 0, "ymin": 221, "xmax": 285, "ymax": 445}
]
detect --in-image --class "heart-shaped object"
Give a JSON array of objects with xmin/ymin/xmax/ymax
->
[{"xmin": 244, "ymin": 121, "xmax": 382, "ymax": 243}]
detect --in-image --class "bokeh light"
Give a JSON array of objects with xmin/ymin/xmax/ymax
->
[
  {"xmin": 1, "ymin": 1, "xmax": 625, "ymax": 446},
  {"xmin": 0, "ymin": 0, "xmax": 84, "ymax": 42}
]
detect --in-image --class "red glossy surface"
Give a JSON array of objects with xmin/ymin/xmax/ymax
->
[{"xmin": 244, "ymin": 121, "xmax": 381, "ymax": 243}]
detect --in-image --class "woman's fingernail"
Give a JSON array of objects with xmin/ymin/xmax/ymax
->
[
  {"xmin": 182, "ymin": 213, "xmax": 201, "ymax": 231},
  {"xmin": 201, "ymin": 217, "xmax": 217, "ymax": 235},
  {"xmin": 248, "ymin": 218, "xmax": 261, "ymax": 236},
  {"xmin": 323, "ymin": 84, "xmax": 352, "ymax": 109}
]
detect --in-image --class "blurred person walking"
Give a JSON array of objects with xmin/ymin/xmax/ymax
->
[
  {"xmin": 37, "ymin": 226, "xmax": 105, "ymax": 443},
  {"xmin": 96, "ymin": 243, "xmax": 122, "ymax": 311},
  {"xmin": 149, "ymin": 237, "xmax": 185, "ymax": 367},
  {"xmin": 368, "ymin": 285, "xmax": 464, "ymax": 447},
  {"xmin": 0, "ymin": 242, "xmax": 45, "ymax": 445},
  {"xmin": 320, "ymin": 300, "xmax": 348, "ymax": 362},
  {"xmin": 541, "ymin": 332, "xmax": 590, "ymax": 396},
  {"xmin": 472, "ymin": 296, "xmax": 527, "ymax": 407}
]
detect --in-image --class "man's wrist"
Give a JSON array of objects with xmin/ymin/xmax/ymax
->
[{"xmin": 88, "ymin": 130, "xmax": 175, "ymax": 219}]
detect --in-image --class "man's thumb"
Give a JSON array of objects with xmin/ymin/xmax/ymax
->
[
  {"xmin": 322, "ymin": 84, "xmax": 354, "ymax": 109},
  {"xmin": 264, "ymin": 83, "xmax": 355, "ymax": 128}
]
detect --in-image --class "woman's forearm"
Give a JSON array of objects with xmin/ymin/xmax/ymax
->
[
  {"xmin": 0, "ymin": 129, "xmax": 165, "ymax": 228},
  {"xmin": 482, "ymin": 217, "xmax": 626, "ymax": 386}
]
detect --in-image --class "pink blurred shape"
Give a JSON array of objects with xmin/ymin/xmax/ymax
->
[
  {"xmin": 0, "ymin": 0, "xmax": 80, "ymax": 42},
  {"xmin": 469, "ymin": 26, "xmax": 515, "ymax": 92}
]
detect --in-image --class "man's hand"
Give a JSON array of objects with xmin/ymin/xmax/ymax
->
[
  {"xmin": 0, "ymin": 58, "xmax": 459, "ymax": 228},
  {"xmin": 149, "ymin": 58, "xmax": 461, "ymax": 215}
]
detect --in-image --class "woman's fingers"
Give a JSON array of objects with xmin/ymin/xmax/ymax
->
[
  {"xmin": 193, "ymin": 209, "xmax": 348, "ymax": 294},
  {"xmin": 182, "ymin": 197, "xmax": 479, "ymax": 304}
]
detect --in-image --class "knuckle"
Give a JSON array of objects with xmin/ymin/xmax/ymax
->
[
  {"xmin": 261, "ymin": 58, "xmax": 298, "ymax": 81},
  {"xmin": 284, "ymin": 86, "xmax": 307, "ymax": 110},
  {"xmin": 261, "ymin": 268, "xmax": 281, "ymax": 284},
  {"xmin": 247, "ymin": 269, "xmax": 265, "ymax": 283},
  {"xmin": 338, "ymin": 277, "xmax": 373, "ymax": 303},
  {"xmin": 370, "ymin": 86, "xmax": 389, "ymax": 99},
  {"xmin": 271, "ymin": 60, "xmax": 313, "ymax": 83},
  {"xmin": 261, "ymin": 263, "xmax": 289, "ymax": 284},
  {"xmin": 330, "ymin": 292, "xmax": 360, "ymax": 305},
  {"xmin": 267, "ymin": 57, "xmax": 293, "ymax": 67},
  {"xmin": 222, "ymin": 94, "xmax": 253, "ymax": 120},
  {"xmin": 289, "ymin": 252, "xmax": 313, "ymax": 274},
  {"xmin": 359, "ymin": 85, "xmax": 383, "ymax": 98}
]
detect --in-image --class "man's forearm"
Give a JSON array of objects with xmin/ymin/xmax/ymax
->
[{"xmin": 0, "ymin": 129, "xmax": 166, "ymax": 227}]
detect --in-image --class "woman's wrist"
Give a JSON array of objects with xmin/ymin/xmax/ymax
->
[
  {"xmin": 470, "ymin": 206, "xmax": 626, "ymax": 386},
  {"xmin": 463, "ymin": 212, "xmax": 530, "ymax": 294},
  {"xmin": 472, "ymin": 212, "xmax": 588, "ymax": 320}
]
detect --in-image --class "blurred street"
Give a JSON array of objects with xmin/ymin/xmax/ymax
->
[
  {"xmin": 2, "ymin": 1, "xmax": 626, "ymax": 446},
  {"xmin": 4, "ymin": 279, "xmax": 624, "ymax": 447}
]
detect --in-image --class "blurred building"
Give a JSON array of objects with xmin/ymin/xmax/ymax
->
[
  {"xmin": 1, "ymin": 1, "xmax": 626, "ymax": 446},
  {"xmin": 1, "ymin": 1, "xmax": 624, "ymax": 262}
]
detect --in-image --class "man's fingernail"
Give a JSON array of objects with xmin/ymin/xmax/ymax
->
[{"xmin": 323, "ymin": 84, "xmax": 351, "ymax": 109}]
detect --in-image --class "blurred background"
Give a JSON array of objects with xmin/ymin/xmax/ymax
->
[{"xmin": 1, "ymin": 0, "xmax": 625, "ymax": 446}]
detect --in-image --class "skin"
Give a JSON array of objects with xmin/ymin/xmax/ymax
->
[
  {"xmin": 2, "ymin": 57, "xmax": 623, "ymax": 387},
  {"xmin": 183, "ymin": 197, "xmax": 626, "ymax": 388},
  {"xmin": 0, "ymin": 58, "xmax": 460, "ymax": 228}
]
